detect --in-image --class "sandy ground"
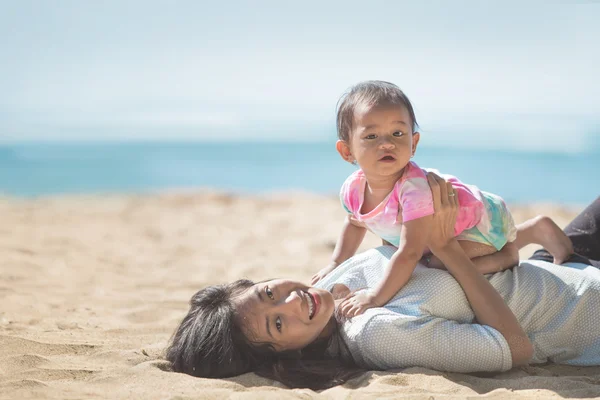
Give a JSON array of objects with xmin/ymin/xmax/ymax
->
[{"xmin": 1, "ymin": 192, "xmax": 598, "ymax": 400}]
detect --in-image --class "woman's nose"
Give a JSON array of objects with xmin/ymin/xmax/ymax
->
[{"xmin": 277, "ymin": 290, "xmax": 303, "ymax": 316}]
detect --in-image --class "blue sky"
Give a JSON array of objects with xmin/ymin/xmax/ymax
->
[{"xmin": 1, "ymin": 1, "xmax": 599, "ymax": 152}]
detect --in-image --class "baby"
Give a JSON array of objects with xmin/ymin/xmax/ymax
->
[{"xmin": 312, "ymin": 80, "xmax": 573, "ymax": 317}]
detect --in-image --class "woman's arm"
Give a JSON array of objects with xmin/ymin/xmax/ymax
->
[
  {"xmin": 426, "ymin": 173, "xmax": 533, "ymax": 367},
  {"xmin": 356, "ymin": 312, "xmax": 515, "ymax": 372}
]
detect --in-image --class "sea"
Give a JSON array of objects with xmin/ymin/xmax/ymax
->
[{"xmin": 0, "ymin": 141, "xmax": 598, "ymax": 205}]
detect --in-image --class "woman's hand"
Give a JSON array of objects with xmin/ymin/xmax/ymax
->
[{"xmin": 426, "ymin": 172, "xmax": 459, "ymax": 251}]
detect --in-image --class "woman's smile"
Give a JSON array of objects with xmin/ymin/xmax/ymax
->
[{"xmin": 307, "ymin": 290, "xmax": 320, "ymax": 319}]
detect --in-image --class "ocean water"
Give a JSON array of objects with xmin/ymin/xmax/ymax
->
[{"xmin": 0, "ymin": 141, "xmax": 598, "ymax": 205}]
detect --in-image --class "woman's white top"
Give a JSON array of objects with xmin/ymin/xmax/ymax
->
[{"xmin": 315, "ymin": 246, "xmax": 600, "ymax": 372}]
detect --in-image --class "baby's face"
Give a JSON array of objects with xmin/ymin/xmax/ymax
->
[{"xmin": 349, "ymin": 103, "xmax": 419, "ymax": 181}]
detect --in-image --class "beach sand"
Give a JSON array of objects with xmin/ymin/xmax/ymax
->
[{"xmin": 1, "ymin": 192, "xmax": 598, "ymax": 399}]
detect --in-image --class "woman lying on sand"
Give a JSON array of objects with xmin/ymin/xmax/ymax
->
[{"xmin": 166, "ymin": 174, "xmax": 600, "ymax": 390}]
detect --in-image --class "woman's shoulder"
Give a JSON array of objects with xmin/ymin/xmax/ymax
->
[
  {"xmin": 339, "ymin": 309, "xmax": 431, "ymax": 368},
  {"xmin": 314, "ymin": 247, "xmax": 396, "ymax": 291},
  {"xmin": 342, "ymin": 308, "xmax": 419, "ymax": 342},
  {"xmin": 344, "ymin": 300, "xmax": 430, "ymax": 334}
]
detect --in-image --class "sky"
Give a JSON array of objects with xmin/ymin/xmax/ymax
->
[{"xmin": 1, "ymin": 0, "xmax": 599, "ymax": 152}]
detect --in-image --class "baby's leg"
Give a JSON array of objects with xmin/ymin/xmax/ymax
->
[
  {"xmin": 513, "ymin": 215, "xmax": 573, "ymax": 264},
  {"xmin": 459, "ymin": 241, "xmax": 519, "ymax": 274},
  {"xmin": 425, "ymin": 241, "xmax": 518, "ymax": 273}
]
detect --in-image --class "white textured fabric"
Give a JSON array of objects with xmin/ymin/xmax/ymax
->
[{"xmin": 314, "ymin": 246, "xmax": 600, "ymax": 372}]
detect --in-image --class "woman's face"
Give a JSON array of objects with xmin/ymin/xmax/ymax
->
[{"xmin": 234, "ymin": 279, "xmax": 335, "ymax": 351}]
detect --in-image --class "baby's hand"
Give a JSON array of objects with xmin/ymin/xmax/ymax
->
[
  {"xmin": 339, "ymin": 291, "xmax": 379, "ymax": 317},
  {"xmin": 311, "ymin": 263, "xmax": 337, "ymax": 285}
]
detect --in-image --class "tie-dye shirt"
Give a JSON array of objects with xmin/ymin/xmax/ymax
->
[{"xmin": 340, "ymin": 161, "xmax": 516, "ymax": 249}]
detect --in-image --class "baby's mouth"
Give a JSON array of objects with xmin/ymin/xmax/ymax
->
[{"xmin": 379, "ymin": 155, "xmax": 396, "ymax": 161}]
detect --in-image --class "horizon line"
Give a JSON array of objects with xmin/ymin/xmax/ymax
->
[{"xmin": 0, "ymin": 138, "xmax": 598, "ymax": 156}]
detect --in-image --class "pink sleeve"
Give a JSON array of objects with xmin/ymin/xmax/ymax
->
[
  {"xmin": 399, "ymin": 177, "xmax": 435, "ymax": 222},
  {"xmin": 339, "ymin": 172, "xmax": 361, "ymax": 215}
]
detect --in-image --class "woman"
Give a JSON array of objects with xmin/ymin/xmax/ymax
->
[{"xmin": 166, "ymin": 175, "xmax": 600, "ymax": 390}]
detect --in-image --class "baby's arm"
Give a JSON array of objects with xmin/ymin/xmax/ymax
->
[
  {"xmin": 373, "ymin": 215, "xmax": 434, "ymax": 303},
  {"xmin": 331, "ymin": 215, "xmax": 368, "ymax": 266},
  {"xmin": 311, "ymin": 215, "xmax": 366, "ymax": 284},
  {"xmin": 339, "ymin": 214, "xmax": 433, "ymax": 317}
]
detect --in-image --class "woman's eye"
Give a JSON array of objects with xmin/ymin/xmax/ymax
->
[
  {"xmin": 265, "ymin": 286, "xmax": 274, "ymax": 300},
  {"xmin": 275, "ymin": 317, "xmax": 282, "ymax": 332},
  {"xmin": 365, "ymin": 134, "xmax": 376, "ymax": 140},
  {"xmin": 393, "ymin": 131, "xmax": 404, "ymax": 137}
]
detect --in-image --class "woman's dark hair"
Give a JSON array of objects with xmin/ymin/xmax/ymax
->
[
  {"xmin": 336, "ymin": 80, "xmax": 419, "ymax": 143},
  {"xmin": 166, "ymin": 279, "xmax": 363, "ymax": 390}
]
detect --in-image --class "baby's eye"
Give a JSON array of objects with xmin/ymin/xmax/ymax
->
[
  {"xmin": 365, "ymin": 134, "xmax": 377, "ymax": 140},
  {"xmin": 265, "ymin": 286, "xmax": 274, "ymax": 300},
  {"xmin": 275, "ymin": 317, "xmax": 282, "ymax": 332},
  {"xmin": 393, "ymin": 131, "xmax": 404, "ymax": 137}
]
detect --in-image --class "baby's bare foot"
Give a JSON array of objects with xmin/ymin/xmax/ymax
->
[{"xmin": 532, "ymin": 215, "xmax": 574, "ymax": 264}]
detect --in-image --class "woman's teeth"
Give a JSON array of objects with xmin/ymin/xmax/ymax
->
[{"xmin": 306, "ymin": 292, "xmax": 315, "ymax": 319}]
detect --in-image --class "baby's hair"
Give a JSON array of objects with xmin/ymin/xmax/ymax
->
[{"xmin": 336, "ymin": 80, "xmax": 418, "ymax": 143}]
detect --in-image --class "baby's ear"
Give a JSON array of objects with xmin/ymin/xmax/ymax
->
[
  {"xmin": 336, "ymin": 140, "xmax": 354, "ymax": 164},
  {"xmin": 411, "ymin": 132, "xmax": 421, "ymax": 155}
]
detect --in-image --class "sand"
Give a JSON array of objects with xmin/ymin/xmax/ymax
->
[{"xmin": 1, "ymin": 192, "xmax": 599, "ymax": 400}]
